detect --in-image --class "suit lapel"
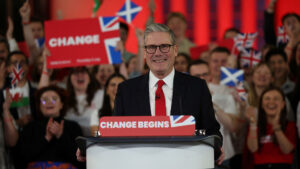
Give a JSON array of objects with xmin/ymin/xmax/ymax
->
[
  {"xmin": 137, "ymin": 73, "xmax": 151, "ymax": 116},
  {"xmin": 171, "ymin": 71, "xmax": 186, "ymax": 115}
]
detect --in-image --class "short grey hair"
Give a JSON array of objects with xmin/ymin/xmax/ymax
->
[{"xmin": 144, "ymin": 23, "xmax": 176, "ymax": 45}]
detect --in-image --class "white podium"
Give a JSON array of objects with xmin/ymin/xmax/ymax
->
[{"xmin": 76, "ymin": 135, "xmax": 221, "ymax": 169}]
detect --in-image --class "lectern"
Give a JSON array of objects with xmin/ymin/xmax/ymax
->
[{"xmin": 76, "ymin": 135, "xmax": 222, "ymax": 169}]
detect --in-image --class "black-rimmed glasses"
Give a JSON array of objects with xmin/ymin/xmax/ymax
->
[{"xmin": 144, "ymin": 44, "xmax": 174, "ymax": 54}]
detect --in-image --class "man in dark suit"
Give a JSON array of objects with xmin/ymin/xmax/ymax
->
[
  {"xmin": 114, "ymin": 23, "xmax": 221, "ymax": 138},
  {"xmin": 77, "ymin": 23, "xmax": 223, "ymax": 163}
]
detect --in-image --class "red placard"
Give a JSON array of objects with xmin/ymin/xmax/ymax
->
[
  {"xmin": 99, "ymin": 116, "xmax": 195, "ymax": 137},
  {"xmin": 45, "ymin": 17, "xmax": 121, "ymax": 69}
]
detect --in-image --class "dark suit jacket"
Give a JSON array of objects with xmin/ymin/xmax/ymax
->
[{"xmin": 114, "ymin": 71, "xmax": 222, "ymax": 139}]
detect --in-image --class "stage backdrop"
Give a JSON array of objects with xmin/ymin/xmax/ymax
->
[{"xmin": 50, "ymin": 0, "xmax": 300, "ymax": 54}]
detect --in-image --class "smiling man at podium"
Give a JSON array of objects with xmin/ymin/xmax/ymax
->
[{"xmin": 114, "ymin": 23, "xmax": 222, "ymax": 139}]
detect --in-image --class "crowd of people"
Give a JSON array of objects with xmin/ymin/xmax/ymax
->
[{"xmin": 0, "ymin": 0, "xmax": 300, "ymax": 169}]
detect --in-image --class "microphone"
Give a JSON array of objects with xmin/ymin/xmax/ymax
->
[{"xmin": 155, "ymin": 94, "xmax": 160, "ymax": 100}]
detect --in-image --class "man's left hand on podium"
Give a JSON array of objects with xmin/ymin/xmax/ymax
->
[
  {"xmin": 216, "ymin": 147, "xmax": 225, "ymax": 165},
  {"xmin": 76, "ymin": 148, "xmax": 86, "ymax": 162}
]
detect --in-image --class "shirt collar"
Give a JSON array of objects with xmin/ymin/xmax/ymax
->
[{"xmin": 149, "ymin": 68, "xmax": 175, "ymax": 89}]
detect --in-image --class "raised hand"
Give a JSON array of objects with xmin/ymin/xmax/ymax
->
[
  {"xmin": 48, "ymin": 119, "xmax": 64, "ymax": 139},
  {"xmin": 6, "ymin": 17, "xmax": 14, "ymax": 40},
  {"xmin": 3, "ymin": 88, "xmax": 13, "ymax": 114},
  {"xmin": 245, "ymin": 106, "xmax": 256, "ymax": 124},
  {"xmin": 135, "ymin": 28, "xmax": 144, "ymax": 47},
  {"xmin": 19, "ymin": 0, "xmax": 31, "ymax": 23},
  {"xmin": 45, "ymin": 118, "xmax": 54, "ymax": 141}
]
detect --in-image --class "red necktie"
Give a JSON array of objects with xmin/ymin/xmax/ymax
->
[{"xmin": 155, "ymin": 80, "xmax": 166, "ymax": 116}]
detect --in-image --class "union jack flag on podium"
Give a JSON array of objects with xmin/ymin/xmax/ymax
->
[
  {"xmin": 170, "ymin": 116, "xmax": 195, "ymax": 128},
  {"xmin": 233, "ymin": 32, "xmax": 258, "ymax": 53},
  {"xmin": 220, "ymin": 67, "xmax": 244, "ymax": 87},
  {"xmin": 240, "ymin": 48, "xmax": 261, "ymax": 68},
  {"xmin": 277, "ymin": 26, "xmax": 289, "ymax": 46}
]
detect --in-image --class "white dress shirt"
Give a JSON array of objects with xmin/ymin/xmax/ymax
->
[{"xmin": 149, "ymin": 68, "xmax": 175, "ymax": 116}]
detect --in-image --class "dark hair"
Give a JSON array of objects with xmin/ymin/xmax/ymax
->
[
  {"xmin": 67, "ymin": 66, "xmax": 98, "ymax": 114},
  {"xmin": 257, "ymin": 87, "xmax": 287, "ymax": 150},
  {"xmin": 30, "ymin": 16, "xmax": 44, "ymax": 27},
  {"xmin": 188, "ymin": 59, "xmax": 209, "ymax": 73},
  {"xmin": 120, "ymin": 22, "xmax": 129, "ymax": 34},
  {"xmin": 6, "ymin": 51, "xmax": 29, "ymax": 65},
  {"xmin": 125, "ymin": 55, "xmax": 137, "ymax": 68},
  {"xmin": 210, "ymin": 47, "xmax": 231, "ymax": 56},
  {"xmin": 99, "ymin": 73, "xmax": 126, "ymax": 117},
  {"xmin": 177, "ymin": 52, "xmax": 190, "ymax": 61},
  {"xmin": 224, "ymin": 27, "xmax": 240, "ymax": 38},
  {"xmin": 281, "ymin": 13, "xmax": 300, "ymax": 24},
  {"xmin": 35, "ymin": 85, "xmax": 68, "ymax": 119},
  {"xmin": 166, "ymin": 12, "xmax": 187, "ymax": 24},
  {"xmin": 289, "ymin": 41, "xmax": 300, "ymax": 79},
  {"xmin": 265, "ymin": 48, "xmax": 288, "ymax": 63},
  {"xmin": 0, "ymin": 38, "xmax": 9, "ymax": 52}
]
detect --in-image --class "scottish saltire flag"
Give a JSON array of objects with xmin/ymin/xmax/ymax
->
[
  {"xmin": 97, "ymin": 0, "xmax": 149, "ymax": 53},
  {"xmin": 117, "ymin": 0, "xmax": 142, "ymax": 23},
  {"xmin": 240, "ymin": 48, "xmax": 261, "ymax": 68},
  {"xmin": 220, "ymin": 67, "xmax": 244, "ymax": 87},
  {"xmin": 99, "ymin": 16, "xmax": 122, "ymax": 64},
  {"xmin": 233, "ymin": 32, "xmax": 258, "ymax": 52},
  {"xmin": 277, "ymin": 26, "xmax": 289, "ymax": 46},
  {"xmin": 236, "ymin": 82, "xmax": 247, "ymax": 101},
  {"xmin": 9, "ymin": 63, "xmax": 24, "ymax": 88},
  {"xmin": 170, "ymin": 115, "xmax": 195, "ymax": 127}
]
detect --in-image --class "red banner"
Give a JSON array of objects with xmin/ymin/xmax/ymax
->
[
  {"xmin": 99, "ymin": 116, "xmax": 195, "ymax": 137},
  {"xmin": 45, "ymin": 17, "xmax": 121, "ymax": 69}
]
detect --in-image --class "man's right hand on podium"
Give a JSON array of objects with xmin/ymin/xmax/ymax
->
[{"xmin": 76, "ymin": 148, "xmax": 86, "ymax": 162}]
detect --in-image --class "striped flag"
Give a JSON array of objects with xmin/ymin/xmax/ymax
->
[
  {"xmin": 240, "ymin": 48, "xmax": 261, "ymax": 68},
  {"xmin": 9, "ymin": 63, "xmax": 24, "ymax": 88},
  {"xmin": 3, "ymin": 84, "xmax": 30, "ymax": 108},
  {"xmin": 276, "ymin": 26, "xmax": 289, "ymax": 46},
  {"xmin": 233, "ymin": 32, "xmax": 258, "ymax": 52},
  {"xmin": 236, "ymin": 81, "xmax": 247, "ymax": 101}
]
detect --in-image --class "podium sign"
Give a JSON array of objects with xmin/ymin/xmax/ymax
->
[{"xmin": 99, "ymin": 115, "xmax": 195, "ymax": 137}]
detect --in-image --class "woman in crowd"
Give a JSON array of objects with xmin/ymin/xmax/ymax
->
[
  {"xmin": 247, "ymin": 87, "xmax": 297, "ymax": 169},
  {"xmin": 92, "ymin": 64, "xmax": 115, "ymax": 89},
  {"xmin": 240, "ymin": 63, "xmax": 274, "ymax": 169},
  {"xmin": 18, "ymin": 85, "xmax": 83, "ymax": 169},
  {"xmin": 64, "ymin": 67, "xmax": 103, "ymax": 136},
  {"xmin": 174, "ymin": 52, "xmax": 190, "ymax": 73},
  {"xmin": 90, "ymin": 74, "xmax": 126, "ymax": 135}
]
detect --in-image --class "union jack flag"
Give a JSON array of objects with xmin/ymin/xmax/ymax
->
[
  {"xmin": 117, "ymin": 0, "xmax": 142, "ymax": 24},
  {"xmin": 9, "ymin": 63, "xmax": 24, "ymax": 88},
  {"xmin": 220, "ymin": 67, "xmax": 244, "ymax": 87},
  {"xmin": 277, "ymin": 26, "xmax": 289, "ymax": 46},
  {"xmin": 170, "ymin": 116, "xmax": 195, "ymax": 128},
  {"xmin": 240, "ymin": 48, "xmax": 261, "ymax": 68},
  {"xmin": 99, "ymin": 16, "xmax": 122, "ymax": 64},
  {"xmin": 236, "ymin": 82, "xmax": 247, "ymax": 101},
  {"xmin": 233, "ymin": 32, "xmax": 258, "ymax": 52}
]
